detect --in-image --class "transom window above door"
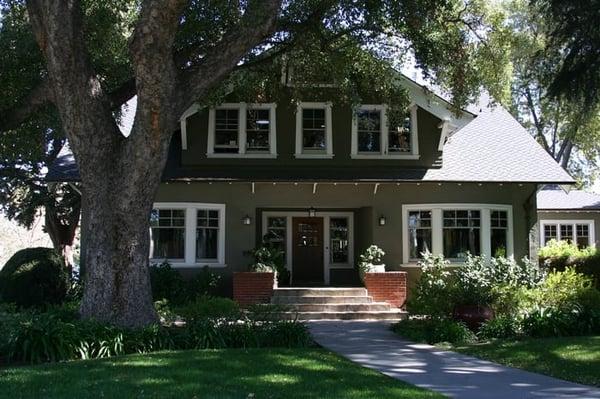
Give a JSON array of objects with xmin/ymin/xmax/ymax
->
[
  {"xmin": 207, "ymin": 103, "xmax": 277, "ymax": 158},
  {"xmin": 295, "ymin": 102, "xmax": 333, "ymax": 158},
  {"xmin": 351, "ymin": 105, "xmax": 419, "ymax": 159},
  {"xmin": 540, "ymin": 220, "xmax": 595, "ymax": 248}
]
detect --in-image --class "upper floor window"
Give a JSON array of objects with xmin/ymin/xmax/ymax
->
[
  {"xmin": 295, "ymin": 102, "xmax": 333, "ymax": 158},
  {"xmin": 540, "ymin": 220, "xmax": 595, "ymax": 248},
  {"xmin": 208, "ymin": 103, "xmax": 277, "ymax": 158},
  {"xmin": 351, "ymin": 105, "xmax": 419, "ymax": 159}
]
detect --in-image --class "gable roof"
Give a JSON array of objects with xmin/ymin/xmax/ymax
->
[{"xmin": 538, "ymin": 187, "xmax": 600, "ymax": 211}]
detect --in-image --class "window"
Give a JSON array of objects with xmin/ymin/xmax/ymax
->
[
  {"xmin": 540, "ymin": 220, "xmax": 595, "ymax": 249},
  {"xmin": 443, "ymin": 210, "xmax": 481, "ymax": 259},
  {"xmin": 150, "ymin": 209, "xmax": 185, "ymax": 261},
  {"xmin": 295, "ymin": 102, "xmax": 333, "ymax": 158},
  {"xmin": 351, "ymin": 105, "xmax": 418, "ymax": 159},
  {"xmin": 208, "ymin": 103, "xmax": 276, "ymax": 157},
  {"xmin": 266, "ymin": 217, "xmax": 287, "ymax": 259},
  {"xmin": 402, "ymin": 204, "xmax": 514, "ymax": 264},
  {"xmin": 491, "ymin": 210, "xmax": 508, "ymax": 257},
  {"xmin": 408, "ymin": 210, "xmax": 432, "ymax": 260},
  {"xmin": 330, "ymin": 217, "xmax": 349, "ymax": 264},
  {"xmin": 196, "ymin": 209, "xmax": 220, "ymax": 261},
  {"xmin": 151, "ymin": 203, "xmax": 226, "ymax": 267}
]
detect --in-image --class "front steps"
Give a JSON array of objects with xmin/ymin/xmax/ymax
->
[{"xmin": 272, "ymin": 287, "xmax": 407, "ymax": 321}]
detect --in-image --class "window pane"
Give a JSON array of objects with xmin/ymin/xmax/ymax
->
[
  {"xmin": 357, "ymin": 110, "xmax": 381, "ymax": 153},
  {"xmin": 388, "ymin": 112, "xmax": 411, "ymax": 153},
  {"xmin": 408, "ymin": 211, "xmax": 432, "ymax": 259},
  {"xmin": 443, "ymin": 210, "xmax": 481, "ymax": 259},
  {"xmin": 266, "ymin": 217, "xmax": 287, "ymax": 260},
  {"xmin": 560, "ymin": 224, "xmax": 574, "ymax": 243},
  {"xmin": 151, "ymin": 227, "xmax": 185, "ymax": 260},
  {"xmin": 215, "ymin": 108, "xmax": 239, "ymax": 153},
  {"xmin": 330, "ymin": 217, "xmax": 349, "ymax": 263},
  {"xmin": 302, "ymin": 108, "xmax": 326, "ymax": 151},
  {"xmin": 196, "ymin": 228, "xmax": 218, "ymax": 260},
  {"xmin": 543, "ymin": 224, "xmax": 557, "ymax": 245},
  {"xmin": 247, "ymin": 108, "xmax": 270, "ymax": 152},
  {"xmin": 576, "ymin": 224, "xmax": 590, "ymax": 248},
  {"xmin": 491, "ymin": 229, "xmax": 507, "ymax": 257}
]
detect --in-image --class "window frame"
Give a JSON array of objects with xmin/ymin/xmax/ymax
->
[
  {"xmin": 294, "ymin": 102, "xmax": 334, "ymax": 159},
  {"xmin": 351, "ymin": 104, "xmax": 419, "ymax": 160},
  {"xmin": 401, "ymin": 204, "xmax": 514, "ymax": 265},
  {"xmin": 150, "ymin": 202, "xmax": 226, "ymax": 268},
  {"xmin": 207, "ymin": 103, "xmax": 277, "ymax": 158},
  {"xmin": 539, "ymin": 219, "xmax": 595, "ymax": 248}
]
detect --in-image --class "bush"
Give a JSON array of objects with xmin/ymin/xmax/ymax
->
[
  {"xmin": 407, "ymin": 254, "xmax": 454, "ymax": 317},
  {"xmin": 0, "ymin": 248, "xmax": 69, "ymax": 308},
  {"xmin": 392, "ymin": 318, "xmax": 476, "ymax": 345},
  {"xmin": 176, "ymin": 296, "xmax": 241, "ymax": 321},
  {"xmin": 478, "ymin": 316, "xmax": 521, "ymax": 339},
  {"xmin": 150, "ymin": 262, "xmax": 221, "ymax": 305},
  {"xmin": 539, "ymin": 240, "xmax": 600, "ymax": 288}
]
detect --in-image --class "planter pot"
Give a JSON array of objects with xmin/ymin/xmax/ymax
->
[
  {"xmin": 233, "ymin": 272, "xmax": 276, "ymax": 307},
  {"xmin": 453, "ymin": 304, "xmax": 494, "ymax": 331},
  {"xmin": 368, "ymin": 264, "xmax": 386, "ymax": 273}
]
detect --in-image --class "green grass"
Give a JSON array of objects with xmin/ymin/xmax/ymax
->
[
  {"xmin": 453, "ymin": 336, "xmax": 600, "ymax": 387},
  {"xmin": 0, "ymin": 348, "xmax": 442, "ymax": 399}
]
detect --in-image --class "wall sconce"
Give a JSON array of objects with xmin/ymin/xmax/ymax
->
[
  {"xmin": 241, "ymin": 215, "xmax": 252, "ymax": 225},
  {"xmin": 308, "ymin": 207, "xmax": 317, "ymax": 217},
  {"xmin": 378, "ymin": 215, "xmax": 387, "ymax": 226}
]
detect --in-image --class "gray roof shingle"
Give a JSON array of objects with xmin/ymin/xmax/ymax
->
[{"xmin": 538, "ymin": 188, "xmax": 600, "ymax": 210}]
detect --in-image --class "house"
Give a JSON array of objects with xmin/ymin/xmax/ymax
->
[
  {"xmin": 537, "ymin": 187, "xmax": 600, "ymax": 248},
  {"xmin": 47, "ymin": 74, "xmax": 574, "ymax": 303}
]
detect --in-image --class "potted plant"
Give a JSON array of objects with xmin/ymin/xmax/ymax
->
[
  {"xmin": 245, "ymin": 234, "xmax": 290, "ymax": 286},
  {"xmin": 358, "ymin": 245, "xmax": 386, "ymax": 282}
]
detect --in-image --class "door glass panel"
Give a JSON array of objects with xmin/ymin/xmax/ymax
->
[
  {"xmin": 330, "ymin": 217, "xmax": 349, "ymax": 264},
  {"xmin": 297, "ymin": 222, "xmax": 319, "ymax": 247}
]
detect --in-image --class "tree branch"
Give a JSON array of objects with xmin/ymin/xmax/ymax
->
[{"xmin": 0, "ymin": 78, "xmax": 54, "ymax": 131}]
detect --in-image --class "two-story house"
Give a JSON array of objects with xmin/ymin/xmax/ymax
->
[{"xmin": 48, "ymin": 74, "xmax": 574, "ymax": 296}]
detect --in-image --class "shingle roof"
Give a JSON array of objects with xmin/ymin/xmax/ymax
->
[{"xmin": 538, "ymin": 187, "xmax": 600, "ymax": 210}]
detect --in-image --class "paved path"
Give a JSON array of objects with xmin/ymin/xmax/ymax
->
[{"xmin": 309, "ymin": 320, "xmax": 600, "ymax": 399}]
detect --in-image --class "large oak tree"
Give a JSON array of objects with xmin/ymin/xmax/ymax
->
[{"xmin": 0, "ymin": 0, "xmax": 510, "ymax": 327}]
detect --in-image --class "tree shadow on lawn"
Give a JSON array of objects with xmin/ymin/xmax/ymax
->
[
  {"xmin": 0, "ymin": 348, "xmax": 442, "ymax": 399},
  {"xmin": 453, "ymin": 336, "xmax": 600, "ymax": 387}
]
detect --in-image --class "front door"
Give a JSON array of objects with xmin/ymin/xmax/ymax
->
[{"xmin": 292, "ymin": 217, "xmax": 324, "ymax": 285}]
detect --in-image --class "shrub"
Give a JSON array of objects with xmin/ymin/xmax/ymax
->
[
  {"xmin": 392, "ymin": 318, "xmax": 476, "ymax": 345},
  {"xmin": 478, "ymin": 316, "xmax": 521, "ymax": 339},
  {"xmin": 150, "ymin": 261, "xmax": 186, "ymax": 304},
  {"xmin": 0, "ymin": 248, "xmax": 69, "ymax": 308},
  {"xmin": 407, "ymin": 254, "xmax": 454, "ymax": 317},
  {"xmin": 186, "ymin": 266, "xmax": 221, "ymax": 298},
  {"xmin": 539, "ymin": 240, "xmax": 600, "ymax": 287},
  {"xmin": 176, "ymin": 296, "xmax": 241, "ymax": 321},
  {"xmin": 246, "ymin": 235, "xmax": 290, "ymax": 286}
]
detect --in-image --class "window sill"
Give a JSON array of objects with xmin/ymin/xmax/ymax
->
[
  {"xmin": 206, "ymin": 153, "xmax": 277, "ymax": 159},
  {"xmin": 351, "ymin": 154, "xmax": 420, "ymax": 160},
  {"xmin": 294, "ymin": 153, "xmax": 335, "ymax": 159}
]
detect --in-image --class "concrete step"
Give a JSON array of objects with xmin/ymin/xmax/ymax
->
[
  {"xmin": 285, "ymin": 303, "xmax": 393, "ymax": 312},
  {"xmin": 272, "ymin": 295, "xmax": 373, "ymax": 305},
  {"xmin": 273, "ymin": 287, "xmax": 368, "ymax": 297},
  {"xmin": 279, "ymin": 310, "xmax": 408, "ymax": 321}
]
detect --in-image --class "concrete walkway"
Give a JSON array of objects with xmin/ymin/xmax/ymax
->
[{"xmin": 309, "ymin": 320, "xmax": 600, "ymax": 399}]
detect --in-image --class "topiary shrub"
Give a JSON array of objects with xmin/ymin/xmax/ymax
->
[{"xmin": 0, "ymin": 248, "xmax": 69, "ymax": 308}]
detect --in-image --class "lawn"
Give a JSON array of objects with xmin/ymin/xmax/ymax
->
[
  {"xmin": 0, "ymin": 348, "xmax": 442, "ymax": 399},
  {"xmin": 453, "ymin": 335, "xmax": 600, "ymax": 387}
]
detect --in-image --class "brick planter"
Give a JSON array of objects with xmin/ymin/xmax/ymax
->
[
  {"xmin": 233, "ymin": 272, "xmax": 276, "ymax": 306},
  {"xmin": 364, "ymin": 271, "xmax": 407, "ymax": 308}
]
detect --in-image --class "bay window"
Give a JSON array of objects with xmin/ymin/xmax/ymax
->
[
  {"xmin": 150, "ymin": 203, "xmax": 225, "ymax": 267},
  {"xmin": 402, "ymin": 204, "xmax": 514, "ymax": 264},
  {"xmin": 540, "ymin": 220, "xmax": 595, "ymax": 249}
]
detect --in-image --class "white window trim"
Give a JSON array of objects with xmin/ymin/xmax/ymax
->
[
  {"xmin": 294, "ymin": 102, "xmax": 334, "ymax": 159},
  {"xmin": 350, "ymin": 104, "xmax": 420, "ymax": 160},
  {"xmin": 539, "ymin": 219, "xmax": 595, "ymax": 247},
  {"xmin": 401, "ymin": 203, "xmax": 514, "ymax": 266},
  {"xmin": 207, "ymin": 103, "xmax": 277, "ymax": 158},
  {"xmin": 262, "ymin": 211, "xmax": 354, "ymax": 285},
  {"xmin": 150, "ymin": 202, "xmax": 226, "ymax": 268}
]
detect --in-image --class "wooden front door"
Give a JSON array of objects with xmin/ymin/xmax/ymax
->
[{"xmin": 292, "ymin": 217, "xmax": 324, "ymax": 285}]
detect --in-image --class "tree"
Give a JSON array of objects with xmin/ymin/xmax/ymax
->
[
  {"xmin": 505, "ymin": 0, "xmax": 600, "ymax": 186},
  {"xmin": 533, "ymin": 0, "xmax": 600, "ymax": 109},
  {"xmin": 0, "ymin": 0, "xmax": 511, "ymax": 327},
  {"xmin": 0, "ymin": 4, "xmax": 80, "ymax": 270}
]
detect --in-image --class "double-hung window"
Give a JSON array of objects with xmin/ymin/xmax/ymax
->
[
  {"xmin": 403, "ymin": 204, "xmax": 514, "ymax": 264},
  {"xmin": 351, "ymin": 105, "xmax": 419, "ymax": 159},
  {"xmin": 540, "ymin": 220, "xmax": 595, "ymax": 248},
  {"xmin": 208, "ymin": 103, "xmax": 277, "ymax": 158},
  {"xmin": 150, "ymin": 203, "xmax": 226, "ymax": 267},
  {"xmin": 295, "ymin": 102, "xmax": 333, "ymax": 158}
]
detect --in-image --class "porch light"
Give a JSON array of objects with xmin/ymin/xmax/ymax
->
[
  {"xmin": 378, "ymin": 215, "xmax": 387, "ymax": 226},
  {"xmin": 308, "ymin": 207, "xmax": 317, "ymax": 217},
  {"xmin": 241, "ymin": 215, "xmax": 252, "ymax": 225}
]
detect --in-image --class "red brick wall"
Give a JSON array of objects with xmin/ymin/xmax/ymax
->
[
  {"xmin": 364, "ymin": 272, "xmax": 407, "ymax": 308},
  {"xmin": 233, "ymin": 272, "xmax": 275, "ymax": 306}
]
